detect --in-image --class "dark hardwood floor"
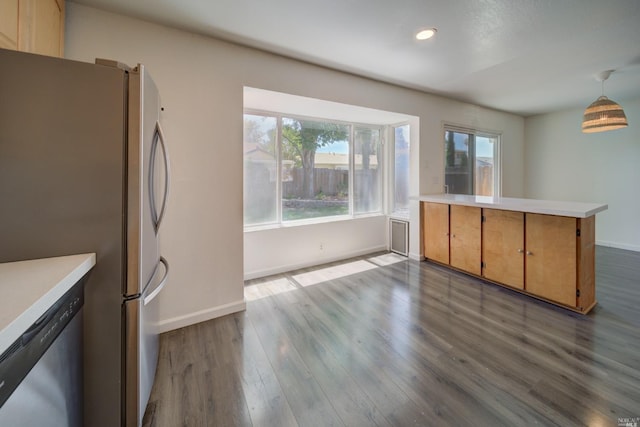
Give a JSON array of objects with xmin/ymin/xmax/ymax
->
[{"xmin": 143, "ymin": 247, "xmax": 640, "ymax": 426}]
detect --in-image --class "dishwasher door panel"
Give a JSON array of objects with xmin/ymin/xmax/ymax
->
[{"xmin": 0, "ymin": 311, "xmax": 83, "ymax": 427}]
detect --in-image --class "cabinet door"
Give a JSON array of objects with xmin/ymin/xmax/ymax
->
[
  {"xmin": 0, "ymin": 0, "xmax": 19, "ymax": 50},
  {"xmin": 18, "ymin": 0, "xmax": 65, "ymax": 57},
  {"xmin": 450, "ymin": 205, "xmax": 481, "ymax": 275},
  {"xmin": 482, "ymin": 209, "xmax": 524, "ymax": 289},
  {"xmin": 422, "ymin": 202, "xmax": 449, "ymax": 264},
  {"xmin": 525, "ymin": 213, "xmax": 576, "ymax": 307}
]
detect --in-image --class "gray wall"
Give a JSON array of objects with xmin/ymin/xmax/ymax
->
[{"xmin": 525, "ymin": 97, "xmax": 640, "ymax": 251}]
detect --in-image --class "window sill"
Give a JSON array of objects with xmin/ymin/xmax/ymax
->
[
  {"xmin": 389, "ymin": 209, "xmax": 409, "ymax": 221},
  {"xmin": 244, "ymin": 213, "xmax": 386, "ymax": 233}
]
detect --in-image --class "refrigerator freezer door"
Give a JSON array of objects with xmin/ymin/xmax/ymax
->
[
  {"xmin": 126, "ymin": 65, "xmax": 166, "ymax": 298},
  {"xmin": 123, "ymin": 257, "xmax": 167, "ymax": 427}
]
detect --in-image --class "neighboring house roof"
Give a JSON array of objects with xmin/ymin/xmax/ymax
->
[
  {"xmin": 245, "ymin": 146, "xmax": 379, "ymax": 169},
  {"xmin": 244, "ymin": 143, "xmax": 276, "ymax": 162}
]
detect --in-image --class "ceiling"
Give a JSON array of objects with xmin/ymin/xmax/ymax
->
[{"xmin": 71, "ymin": 0, "xmax": 640, "ymax": 117}]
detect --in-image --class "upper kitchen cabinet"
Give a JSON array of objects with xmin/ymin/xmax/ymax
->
[
  {"xmin": 19, "ymin": 0, "xmax": 65, "ymax": 57},
  {"xmin": 0, "ymin": 1, "xmax": 19, "ymax": 50},
  {"xmin": 0, "ymin": 0, "xmax": 64, "ymax": 57}
]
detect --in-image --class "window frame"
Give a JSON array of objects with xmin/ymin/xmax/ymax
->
[
  {"xmin": 244, "ymin": 108, "xmax": 386, "ymax": 229},
  {"xmin": 389, "ymin": 122, "xmax": 411, "ymax": 217},
  {"xmin": 443, "ymin": 124, "xmax": 501, "ymax": 197},
  {"xmin": 353, "ymin": 125, "xmax": 384, "ymax": 216}
]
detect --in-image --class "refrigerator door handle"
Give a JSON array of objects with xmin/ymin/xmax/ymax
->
[
  {"xmin": 149, "ymin": 121, "xmax": 171, "ymax": 233},
  {"xmin": 143, "ymin": 256, "xmax": 169, "ymax": 306}
]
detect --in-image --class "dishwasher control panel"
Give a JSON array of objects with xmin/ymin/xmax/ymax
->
[{"xmin": 0, "ymin": 275, "xmax": 86, "ymax": 407}]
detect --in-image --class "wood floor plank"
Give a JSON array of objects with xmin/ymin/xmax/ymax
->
[
  {"xmin": 266, "ymin": 290, "xmax": 394, "ymax": 427},
  {"xmin": 249, "ymin": 297, "xmax": 345, "ymax": 427},
  {"xmin": 382, "ymin": 262, "xmax": 640, "ymax": 421},
  {"xmin": 279, "ymin": 282, "xmax": 422, "ymax": 419},
  {"xmin": 145, "ymin": 247, "xmax": 640, "ymax": 426},
  {"xmin": 304, "ymin": 271, "xmax": 507, "ymax": 425},
  {"xmin": 213, "ymin": 313, "xmax": 298, "ymax": 427}
]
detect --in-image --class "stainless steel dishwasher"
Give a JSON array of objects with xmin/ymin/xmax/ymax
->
[{"xmin": 0, "ymin": 276, "xmax": 86, "ymax": 427}]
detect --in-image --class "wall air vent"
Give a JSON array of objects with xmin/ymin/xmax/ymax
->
[{"xmin": 389, "ymin": 219, "xmax": 409, "ymax": 256}]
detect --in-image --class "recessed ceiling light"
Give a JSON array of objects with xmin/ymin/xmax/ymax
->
[{"xmin": 415, "ymin": 28, "xmax": 437, "ymax": 40}]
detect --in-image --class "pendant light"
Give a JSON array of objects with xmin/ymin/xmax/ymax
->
[{"xmin": 581, "ymin": 70, "xmax": 628, "ymax": 133}]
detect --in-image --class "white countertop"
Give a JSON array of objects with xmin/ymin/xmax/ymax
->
[
  {"xmin": 0, "ymin": 253, "xmax": 96, "ymax": 355},
  {"xmin": 415, "ymin": 194, "xmax": 608, "ymax": 218}
]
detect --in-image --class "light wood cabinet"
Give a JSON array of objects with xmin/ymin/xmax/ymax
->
[
  {"xmin": 421, "ymin": 201, "xmax": 598, "ymax": 314},
  {"xmin": 482, "ymin": 209, "xmax": 524, "ymax": 289},
  {"xmin": 422, "ymin": 203, "xmax": 482, "ymax": 275},
  {"xmin": 0, "ymin": 1, "xmax": 19, "ymax": 50},
  {"xmin": 525, "ymin": 214, "xmax": 577, "ymax": 306},
  {"xmin": 525, "ymin": 213, "xmax": 595, "ymax": 311},
  {"xmin": 0, "ymin": 0, "xmax": 64, "ymax": 57},
  {"xmin": 450, "ymin": 205, "xmax": 481, "ymax": 275},
  {"xmin": 422, "ymin": 202, "xmax": 449, "ymax": 265}
]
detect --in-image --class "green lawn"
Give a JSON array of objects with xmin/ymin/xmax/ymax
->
[{"xmin": 283, "ymin": 205, "xmax": 348, "ymax": 221}]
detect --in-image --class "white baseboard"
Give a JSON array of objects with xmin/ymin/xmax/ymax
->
[
  {"xmin": 596, "ymin": 240, "xmax": 640, "ymax": 252},
  {"xmin": 408, "ymin": 251, "xmax": 423, "ymax": 261},
  {"xmin": 157, "ymin": 299, "xmax": 247, "ymax": 333},
  {"xmin": 244, "ymin": 245, "xmax": 388, "ymax": 280}
]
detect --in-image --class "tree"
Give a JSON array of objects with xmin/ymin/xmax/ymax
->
[
  {"xmin": 445, "ymin": 131, "xmax": 455, "ymax": 167},
  {"xmin": 244, "ymin": 115, "xmax": 276, "ymax": 155},
  {"xmin": 282, "ymin": 118, "xmax": 348, "ymax": 199}
]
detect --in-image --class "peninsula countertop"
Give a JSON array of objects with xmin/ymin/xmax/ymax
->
[
  {"xmin": 0, "ymin": 253, "xmax": 96, "ymax": 355},
  {"xmin": 415, "ymin": 194, "xmax": 608, "ymax": 218}
]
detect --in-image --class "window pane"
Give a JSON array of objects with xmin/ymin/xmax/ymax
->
[
  {"xmin": 475, "ymin": 135, "xmax": 496, "ymax": 196},
  {"xmin": 281, "ymin": 118, "xmax": 349, "ymax": 221},
  {"xmin": 243, "ymin": 114, "xmax": 278, "ymax": 225},
  {"xmin": 393, "ymin": 125, "xmax": 410, "ymax": 215},
  {"xmin": 354, "ymin": 127, "xmax": 381, "ymax": 214},
  {"xmin": 444, "ymin": 130, "xmax": 473, "ymax": 195}
]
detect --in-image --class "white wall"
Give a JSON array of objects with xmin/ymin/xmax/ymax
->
[
  {"xmin": 524, "ymin": 98, "xmax": 640, "ymax": 251},
  {"xmin": 245, "ymin": 217, "xmax": 387, "ymax": 279},
  {"xmin": 65, "ymin": 3, "xmax": 525, "ymax": 331}
]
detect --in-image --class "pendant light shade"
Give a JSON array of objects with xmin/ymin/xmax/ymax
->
[{"xmin": 581, "ymin": 70, "xmax": 628, "ymax": 133}]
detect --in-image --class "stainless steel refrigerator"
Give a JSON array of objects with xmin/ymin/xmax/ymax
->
[{"xmin": 0, "ymin": 48, "xmax": 170, "ymax": 427}]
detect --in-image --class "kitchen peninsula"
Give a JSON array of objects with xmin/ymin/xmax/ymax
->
[{"xmin": 418, "ymin": 194, "xmax": 608, "ymax": 313}]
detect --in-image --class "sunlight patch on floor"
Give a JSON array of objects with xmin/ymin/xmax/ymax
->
[
  {"xmin": 292, "ymin": 260, "xmax": 378, "ymax": 287},
  {"xmin": 245, "ymin": 277, "xmax": 298, "ymax": 301},
  {"xmin": 367, "ymin": 252, "xmax": 407, "ymax": 266}
]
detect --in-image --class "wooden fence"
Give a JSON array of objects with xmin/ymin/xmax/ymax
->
[
  {"xmin": 445, "ymin": 165, "xmax": 493, "ymax": 196},
  {"xmin": 283, "ymin": 168, "xmax": 349, "ymax": 198}
]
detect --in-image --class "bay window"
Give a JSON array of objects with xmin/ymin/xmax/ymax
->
[{"xmin": 244, "ymin": 112, "xmax": 384, "ymax": 227}]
